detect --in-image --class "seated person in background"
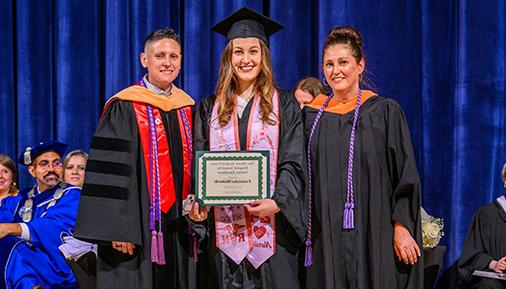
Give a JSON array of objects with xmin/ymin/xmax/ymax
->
[
  {"xmin": 293, "ymin": 76, "xmax": 327, "ymax": 109},
  {"xmin": 0, "ymin": 154, "xmax": 18, "ymax": 204},
  {"xmin": 458, "ymin": 162, "xmax": 506, "ymax": 289},
  {"xmin": 60, "ymin": 150, "xmax": 97, "ymax": 289},
  {"xmin": 0, "ymin": 141, "xmax": 81, "ymax": 289},
  {"xmin": 63, "ymin": 150, "xmax": 88, "ymax": 188}
]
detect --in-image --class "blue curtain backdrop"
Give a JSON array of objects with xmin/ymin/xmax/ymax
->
[{"xmin": 0, "ymin": 1, "xmax": 504, "ymax": 287}]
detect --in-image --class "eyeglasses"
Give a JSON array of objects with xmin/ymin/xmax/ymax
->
[{"xmin": 36, "ymin": 160, "xmax": 63, "ymax": 169}]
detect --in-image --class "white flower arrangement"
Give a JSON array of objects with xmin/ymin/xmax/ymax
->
[{"xmin": 421, "ymin": 207, "xmax": 444, "ymax": 248}]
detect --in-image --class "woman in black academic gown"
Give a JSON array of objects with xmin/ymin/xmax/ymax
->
[
  {"xmin": 189, "ymin": 7, "xmax": 306, "ymax": 289},
  {"xmin": 457, "ymin": 163, "xmax": 506, "ymax": 289},
  {"xmin": 303, "ymin": 26, "xmax": 424, "ymax": 289}
]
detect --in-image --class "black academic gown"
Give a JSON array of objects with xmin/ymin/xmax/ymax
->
[
  {"xmin": 458, "ymin": 199, "xmax": 506, "ymax": 289},
  {"xmin": 303, "ymin": 95, "xmax": 424, "ymax": 289},
  {"xmin": 193, "ymin": 90, "xmax": 306, "ymax": 289},
  {"xmin": 74, "ymin": 100, "xmax": 196, "ymax": 289}
]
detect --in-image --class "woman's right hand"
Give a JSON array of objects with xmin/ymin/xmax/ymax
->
[{"xmin": 188, "ymin": 202, "xmax": 208, "ymax": 222}]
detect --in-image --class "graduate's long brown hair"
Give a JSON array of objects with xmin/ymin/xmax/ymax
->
[{"xmin": 215, "ymin": 39, "xmax": 277, "ymax": 127}]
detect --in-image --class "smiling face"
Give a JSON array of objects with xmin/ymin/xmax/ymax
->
[
  {"xmin": 140, "ymin": 38, "xmax": 181, "ymax": 91},
  {"xmin": 322, "ymin": 44, "xmax": 365, "ymax": 98},
  {"xmin": 64, "ymin": 155, "xmax": 87, "ymax": 187},
  {"xmin": 231, "ymin": 37, "xmax": 262, "ymax": 91},
  {"xmin": 0, "ymin": 164, "xmax": 13, "ymax": 195}
]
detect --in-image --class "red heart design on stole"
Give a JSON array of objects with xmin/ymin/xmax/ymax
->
[{"xmin": 253, "ymin": 226, "xmax": 267, "ymax": 239}]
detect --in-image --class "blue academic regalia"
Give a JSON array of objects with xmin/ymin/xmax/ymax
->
[{"xmin": 0, "ymin": 182, "xmax": 81, "ymax": 289}]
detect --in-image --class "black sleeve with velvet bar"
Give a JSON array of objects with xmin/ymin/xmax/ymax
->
[{"xmin": 74, "ymin": 101, "xmax": 143, "ymax": 245}]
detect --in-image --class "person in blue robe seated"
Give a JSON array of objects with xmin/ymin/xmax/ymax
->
[{"xmin": 0, "ymin": 141, "xmax": 81, "ymax": 289}]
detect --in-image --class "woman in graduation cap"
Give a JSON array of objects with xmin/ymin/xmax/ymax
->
[
  {"xmin": 191, "ymin": 7, "xmax": 306, "ymax": 289},
  {"xmin": 303, "ymin": 26, "xmax": 423, "ymax": 289}
]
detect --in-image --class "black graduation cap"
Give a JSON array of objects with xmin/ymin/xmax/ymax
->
[
  {"xmin": 211, "ymin": 7, "xmax": 284, "ymax": 44},
  {"xmin": 18, "ymin": 140, "xmax": 68, "ymax": 166}
]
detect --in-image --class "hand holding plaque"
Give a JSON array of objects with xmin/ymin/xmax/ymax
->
[{"xmin": 244, "ymin": 199, "xmax": 280, "ymax": 218}]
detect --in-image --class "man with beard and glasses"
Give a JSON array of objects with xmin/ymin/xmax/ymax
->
[{"xmin": 0, "ymin": 141, "xmax": 81, "ymax": 289}]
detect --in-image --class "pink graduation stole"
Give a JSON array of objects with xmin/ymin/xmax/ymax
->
[{"xmin": 209, "ymin": 92, "xmax": 279, "ymax": 269}]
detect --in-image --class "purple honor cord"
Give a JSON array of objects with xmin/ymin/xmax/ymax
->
[
  {"xmin": 141, "ymin": 78, "xmax": 196, "ymax": 263},
  {"xmin": 304, "ymin": 89, "xmax": 362, "ymax": 268},
  {"xmin": 141, "ymin": 79, "xmax": 165, "ymax": 265}
]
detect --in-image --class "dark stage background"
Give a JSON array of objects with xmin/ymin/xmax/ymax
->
[{"xmin": 0, "ymin": 1, "xmax": 505, "ymax": 287}]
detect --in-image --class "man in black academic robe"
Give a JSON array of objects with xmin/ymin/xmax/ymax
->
[
  {"xmin": 74, "ymin": 28, "xmax": 196, "ymax": 289},
  {"xmin": 458, "ymin": 188, "xmax": 506, "ymax": 288}
]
